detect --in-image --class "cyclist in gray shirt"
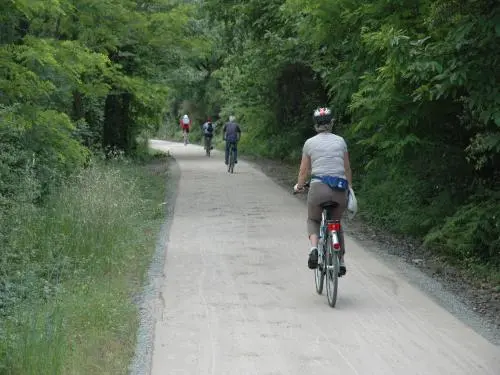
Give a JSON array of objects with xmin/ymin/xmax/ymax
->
[
  {"xmin": 294, "ymin": 107, "xmax": 353, "ymax": 276},
  {"xmin": 222, "ymin": 115, "xmax": 241, "ymax": 165}
]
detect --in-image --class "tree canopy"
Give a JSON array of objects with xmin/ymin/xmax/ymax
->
[
  {"xmin": 172, "ymin": 0, "xmax": 500, "ymax": 265},
  {"xmin": 1, "ymin": 0, "xmax": 499, "ymax": 272}
]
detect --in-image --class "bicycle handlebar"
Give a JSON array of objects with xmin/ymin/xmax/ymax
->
[{"xmin": 292, "ymin": 181, "xmax": 310, "ymax": 195}]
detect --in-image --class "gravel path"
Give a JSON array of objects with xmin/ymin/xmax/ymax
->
[
  {"xmin": 138, "ymin": 140, "xmax": 499, "ymax": 375},
  {"xmin": 243, "ymin": 154, "xmax": 500, "ymax": 341}
]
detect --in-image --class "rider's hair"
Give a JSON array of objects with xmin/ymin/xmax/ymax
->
[{"xmin": 229, "ymin": 115, "xmax": 236, "ymax": 122}]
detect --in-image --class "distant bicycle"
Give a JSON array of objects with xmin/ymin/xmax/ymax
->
[
  {"xmin": 227, "ymin": 142, "xmax": 236, "ymax": 173},
  {"xmin": 204, "ymin": 136, "xmax": 213, "ymax": 157},
  {"xmin": 294, "ymin": 182, "xmax": 345, "ymax": 307}
]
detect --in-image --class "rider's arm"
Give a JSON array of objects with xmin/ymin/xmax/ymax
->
[
  {"xmin": 236, "ymin": 125, "xmax": 241, "ymax": 141},
  {"xmin": 222, "ymin": 123, "xmax": 226, "ymax": 140},
  {"xmin": 297, "ymin": 154, "xmax": 311, "ymax": 189},
  {"xmin": 344, "ymin": 152, "xmax": 352, "ymax": 187}
]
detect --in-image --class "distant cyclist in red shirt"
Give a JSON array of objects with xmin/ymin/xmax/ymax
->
[{"xmin": 180, "ymin": 114, "xmax": 191, "ymax": 145}]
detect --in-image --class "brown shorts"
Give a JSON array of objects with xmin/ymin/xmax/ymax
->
[{"xmin": 306, "ymin": 182, "xmax": 347, "ymax": 236}]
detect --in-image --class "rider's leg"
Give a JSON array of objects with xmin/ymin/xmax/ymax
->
[
  {"xmin": 233, "ymin": 142, "xmax": 238, "ymax": 163},
  {"xmin": 306, "ymin": 183, "xmax": 329, "ymax": 269},
  {"xmin": 307, "ymin": 182, "xmax": 332, "ymax": 243}
]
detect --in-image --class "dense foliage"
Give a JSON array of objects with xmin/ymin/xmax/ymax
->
[
  {"xmin": 168, "ymin": 0, "xmax": 499, "ymax": 267},
  {"xmin": 0, "ymin": 0, "xmax": 195, "ymax": 361},
  {"xmin": 0, "ymin": 0, "xmax": 498, "ymax": 370}
]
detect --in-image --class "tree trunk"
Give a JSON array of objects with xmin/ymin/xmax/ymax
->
[
  {"xmin": 102, "ymin": 92, "xmax": 134, "ymax": 154},
  {"xmin": 72, "ymin": 91, "xmax": 84, "ymax": 121}
]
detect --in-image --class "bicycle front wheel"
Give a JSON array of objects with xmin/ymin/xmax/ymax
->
[{"xmin": 325, "ymin": 240, "xmax": 339, "ymax": 307}]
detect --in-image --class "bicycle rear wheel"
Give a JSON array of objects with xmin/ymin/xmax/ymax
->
[
  {"xmin": 228, "ymin": 144, "xmax": 235, "ymax": 173},
  {"xmin": 325, "ymin": 239, "xmax": 339, "ymax": 307},
  {"xmin": 205, "ymin": 138, "xmax": 211, "ymax": 156}
]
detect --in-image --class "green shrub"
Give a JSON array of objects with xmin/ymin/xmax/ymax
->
[{"xmin": 425, "ymin": 191, "xmax": 500, "ymax": 265}]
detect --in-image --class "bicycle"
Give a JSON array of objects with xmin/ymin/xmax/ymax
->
[
  {"xmin": 294, "ymin": 182, "xmax": 345, "ymax": 307},
  {"xmin": 227, "ymin": 142, "xmax": 236, "ymax": 173},
  {"xmin": 182, "ymin": 129, "xmax": 189, "ymax": 145},
  {"xmin": 204, "ymin": 135, "xmax": 213, "ymax": 157}
]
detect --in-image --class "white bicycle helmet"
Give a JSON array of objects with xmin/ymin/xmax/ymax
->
[
  {"xmin": 313, "ymin": 107, "xmax": 333, "ymax": 125},
  {"xmin": 313, "ymin": 107, "xmax": 334, "ymax": 132}
]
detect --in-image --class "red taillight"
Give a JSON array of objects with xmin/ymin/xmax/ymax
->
[
  {"xmin": 331, "ymin": 228, "xmax": 341, "ymax": 251},
  {"xmin": 328, "ymin": 222, "xmax": 341, "ymax": 232}
]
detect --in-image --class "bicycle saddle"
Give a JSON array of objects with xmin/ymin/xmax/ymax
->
[{"xmin": 320, "ymin": 201, "xmax": 339, "ymax": 208}]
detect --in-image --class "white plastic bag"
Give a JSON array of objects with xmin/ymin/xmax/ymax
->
[{"xmin": 347, "ymin": 187, "xmax": 358, "ymax": 219}]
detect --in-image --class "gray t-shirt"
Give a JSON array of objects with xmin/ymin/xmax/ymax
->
[{"xmin": 302, "ymin": 132, "xmax": 347, "ymax": 181}]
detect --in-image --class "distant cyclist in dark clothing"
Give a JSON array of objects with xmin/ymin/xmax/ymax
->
[
  {"xmin": 201, "ymin": 117, "xmax": 215, "ymax": 153},
  {"xmin": 222, "ymin": 115, "xmax": 241, "ymax": 165}
]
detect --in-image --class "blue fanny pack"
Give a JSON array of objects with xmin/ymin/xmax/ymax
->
[{"xmin": 311, "ymin": 175, "xmax": 349, "ymax": 191}]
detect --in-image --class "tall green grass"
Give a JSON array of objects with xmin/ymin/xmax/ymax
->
[{"xmin": 0, "ymin": 154, "xmax": 168, "ymax": 375}]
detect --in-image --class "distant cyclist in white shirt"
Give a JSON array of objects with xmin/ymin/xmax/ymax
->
[
  {"xmin": 180, "ymin": 114, "xmax": 191, "ymax": 145},
  {"xmin": 294, "ymin": 107, "xmax": 353, "ymax": 276}
]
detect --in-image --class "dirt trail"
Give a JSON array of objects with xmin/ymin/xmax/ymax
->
[{"xmin": 148, "ymin": 140, "xmax": 500, "ymax": 375}]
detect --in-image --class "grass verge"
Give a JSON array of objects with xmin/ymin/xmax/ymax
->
[{"xmin": 0, "ymin": 152, "xmax": 169, "ymax": 375}]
